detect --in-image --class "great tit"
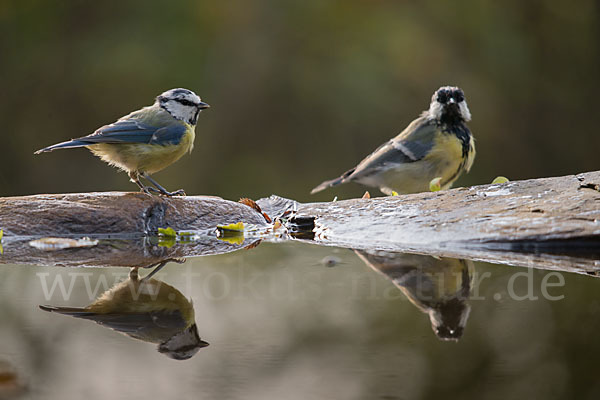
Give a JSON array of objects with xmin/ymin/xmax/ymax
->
[
  {"xmin": 355, "ymin": 250, "xmax": 473, "ymax": 341},
  {"xmin": 312, "ymin": 86, "xmax": 475, "ymax": 195},
  {"xmin": 40, "ymin": 269, "xmax": 208, "ymax": 360},
  {"xmin": 35, "ymin": 88, "xmax": 209, "ymax": 196}
]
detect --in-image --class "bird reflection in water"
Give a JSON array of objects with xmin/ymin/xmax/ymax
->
[
  {"xmin": 355, "ymin": 250, "xmax": 473, "ymax": 341},
  {"xmin": 39, "ymin": 264, "xmax": 208, "ymax": 360}
]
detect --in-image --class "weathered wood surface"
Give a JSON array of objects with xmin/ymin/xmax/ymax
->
[
  {"xmin": 0, "ymin": 172, "xmax": 599, "ymax": 274},
  {"xmin": 0, "ymin": 192, "xmax": 266, "ymax": 267},
  {"xmin": 0, "ymin": 192, "xmax": 268, "ymax": 237},
  {"xmin": 287, "ymin": 171, "xmax": 600, "ymax": 275}
]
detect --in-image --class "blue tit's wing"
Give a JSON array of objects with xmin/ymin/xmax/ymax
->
[
  {"xmin": 40, "ymin": 305, "xmax": 187, "ymax": 332},
  {"xmin": 81, "ymin": 119, "xmax": 187, "ymax": 146},
  {"xmin": 348, "ymin": 117, "xmax": 436, "ymax": 180},
  {"xmin": 89, "ymin": 311, "xmax": 187, "ymax": 332},
  {"xmin": 35, "ymin": 119, "xmax": 187, "ymax": 153}
]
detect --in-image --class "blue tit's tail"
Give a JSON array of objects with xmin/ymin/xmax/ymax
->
[
  {"xmin": 39, "ymin": 305, "xmax": 93, "ymax": 316},
  {"xmin": 34, "ymin": 139, "xmax": 91, "ymax": 154},
  {"xmin": 310, "ymin": 168, "xmax": 355, "ymax": 194}
]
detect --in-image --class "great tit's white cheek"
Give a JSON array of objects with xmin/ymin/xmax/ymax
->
[
  {"xmin": 459, "ymin": 305, "xmax": 471, "ymax": 327},
  {"xmin": 459, "ymin": 101, "xmax": 471, "ymax": 121},
  {"xmin": 428, "ymin": 101, "xmax": 444, "ymax": 120}
]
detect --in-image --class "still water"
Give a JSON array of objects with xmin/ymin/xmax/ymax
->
[{"xmin": 1, "ymin": 241, "xmax": 600, "ymax": 400}]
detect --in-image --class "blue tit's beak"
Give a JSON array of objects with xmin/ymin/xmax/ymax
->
[
  {"xmin": 448, "ymin": 98, "xmax": 456, "ymax": 104},
  {"xmin": 198, "ymin": 102, "xmax": 210, "ymax": 109}
]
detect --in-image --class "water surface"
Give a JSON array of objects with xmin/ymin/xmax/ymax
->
[{"xmin": 1, "ymin": 241, "xmax": 600, "ymax": 399}]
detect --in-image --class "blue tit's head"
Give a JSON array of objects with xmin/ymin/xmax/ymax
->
[
  {"xmin": 427, "ymin": 86, "xmax": 471, "ymax": 124},
  {"xmin": 157, "ymin": 323, "xmax": 209, "ymax": 360},
  {"xmin": 157, "ymin": 88, "xmax": 210, "ymax": 125}
]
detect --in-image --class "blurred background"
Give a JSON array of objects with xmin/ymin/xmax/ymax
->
[
  {"xmin": 1, "ymin": 0, "xmax": 598, "ymax": 201},
  {"xmin": 2, "ymin": 3, "xmax": 600, "ymax": 398}
]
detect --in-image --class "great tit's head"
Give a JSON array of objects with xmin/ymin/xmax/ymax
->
[
  {"xmin": 428, "ymin": 86, "xmax": 471, "ymax": 124},
  {"xmin": 157, "ymin": 88, "xmax": 210, "ymax": 125},
  {"xmin": 428, "ymin": 298, "xmax": 471, "ymax": 341},
  {"xmin": 158, "ymin": 323, "xmax": 209, "ymax": 360}
]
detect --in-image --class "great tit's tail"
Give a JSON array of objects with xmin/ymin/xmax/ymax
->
[
  {"xmin": 34, "ymin": 139, "xmax": 90, "ymax": 154},
  {"xmin": 310, "ymin": 168, "xmax": 355, "ymax": 194}
]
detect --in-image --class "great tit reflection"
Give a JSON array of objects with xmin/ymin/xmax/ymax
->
[
  {"xmin": 355, "ymin": 250, "xmax": 473, "ymax": 341},
  {"xmin": 40, "ymin": 268, "xmax": 208, "ymax": 360}
]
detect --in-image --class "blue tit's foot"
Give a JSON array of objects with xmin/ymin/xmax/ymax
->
[
  {"xmin": 166, "ymin": 189, "xmax": 186, "ymax": 197},
  {"xmin": 140, "ymin": 173, "xmax": 186, "ymax": 197},
  {"xmin": 144, "ymin": 186, "xmax": 186, "ymax": 197}
]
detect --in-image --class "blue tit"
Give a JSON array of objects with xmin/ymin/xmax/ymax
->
[
  {"xmin": 35, "ymin": 88, "xmax": 210, "ymax": 196},
  {"xmin": 355, "ymin": 250, "xmax": 473, "ymax": 341},
  {"xmin": 40, "ymin": 270, "xmax": 208, "ymax": 360},
  {"xmin": 312, "ymin": 86, "xmax": 475, "ymax": 195}
]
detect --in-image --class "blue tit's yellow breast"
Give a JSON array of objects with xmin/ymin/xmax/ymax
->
[{"xmin": 88, "ymin": 125, "xmax": 196, "ymax": 175}]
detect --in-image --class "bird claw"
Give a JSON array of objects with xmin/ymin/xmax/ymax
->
[
  {"xmin": 141, "ymin": 187, "xmax": 158, "ymax": 195},
  {"xmin": 168, "ymin": 189, "xmax": 186, "ymax": 197},
  {"xmin": 141, "ymin": 187, "xmax": 186, "ymax": 197}
]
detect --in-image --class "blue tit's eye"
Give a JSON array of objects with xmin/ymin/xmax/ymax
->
[
  {"xmin": 178, "ymin": 99, "xmax": 195, "ymax": 107},
  {"xmin": 454, "ymin": 91, "xmax": 464, "ymax": 102}
]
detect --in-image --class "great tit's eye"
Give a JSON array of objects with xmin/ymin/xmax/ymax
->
[{"xmin": 437, "ymin": 91, "xmax": 448, "ymax": 104}]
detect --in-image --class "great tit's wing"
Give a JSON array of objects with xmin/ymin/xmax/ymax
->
[
  {"xmin": 35, "ymin": 120, "xmax": 187, "ymax": 153},
  {"xmin": 349, "ymin": 117, "xmax": 436, "ymax": 179}
]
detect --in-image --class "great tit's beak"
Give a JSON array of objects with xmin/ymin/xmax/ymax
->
[{"xmin": 198, "ymin": 102, "xmax": 210, "ymax": 109}]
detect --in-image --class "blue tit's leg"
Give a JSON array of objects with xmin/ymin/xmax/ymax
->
[
  {"xmin": 129, "ymin": 267, "xmax": 139, "ymax": 281},
  {"xmin": 140, "ymin": 172, "xmax": 186, "ymax": 197},
  {"xmin": 128, "ymin": 171, "xmax": 153, "ymax": 195},
  {"xmin": 141, "ymin": 258, "xmax": 186, "ymax": 281}
]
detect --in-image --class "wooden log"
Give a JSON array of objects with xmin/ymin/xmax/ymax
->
[
  {"xmin": 0, "ymin": 172, "xmax": 599, "ymax": 274},
  {"xmin": 286, "ymin": 170, "xmax": 600, "ymax": 276},
  {"xmin": 0, "ymin": 192, "xmax": 268, "ymax": 237},
  {"xmin": 0, "ymin": 192, "xmax": 267, "ymax": 267}
]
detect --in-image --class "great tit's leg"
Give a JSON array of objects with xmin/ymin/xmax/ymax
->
[
  {"xmin": 128, "ymin": 171, "xmax": 153, "ymax": 194},
  {"xmin": 140, "ymin": 173, "xmax": 186, "ymax": 197}
]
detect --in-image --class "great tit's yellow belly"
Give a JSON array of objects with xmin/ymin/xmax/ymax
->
[
  {"xmin": 374, "ymin": 132, "xmax": 474, "ymax": 195},
  {"xmin": 88, "ymin": 129, "xmax": 195, "ymax": 175}
]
